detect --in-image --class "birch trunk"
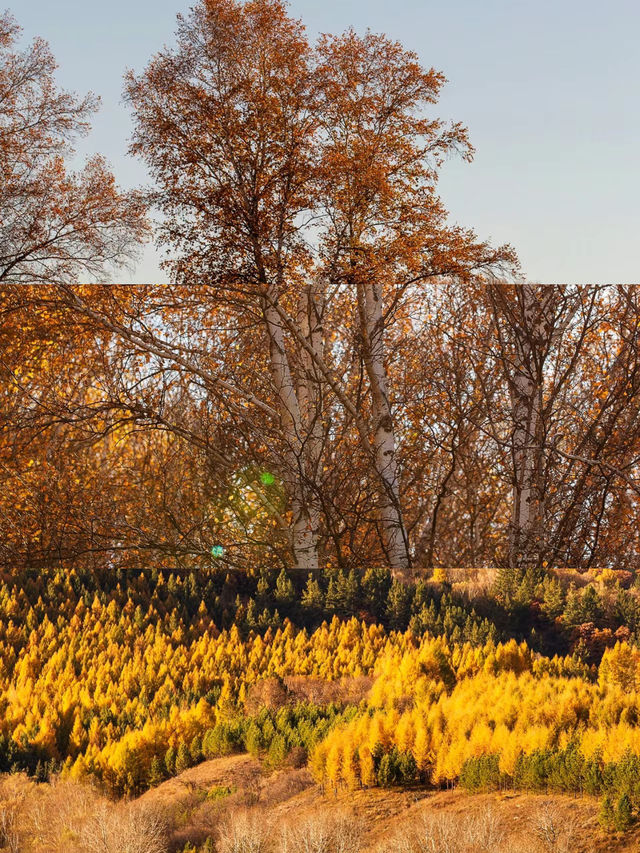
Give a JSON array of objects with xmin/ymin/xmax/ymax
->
[
  {"xmin": 358, "ymin": 278, "xmax": 410, "ymax": 570},
  {"xmin": 508, "ymin": 284, "xmax": 550, "ymax": 568},
  {"xmin": 263, "ymin": 285, "xmax": 319, "ymax": 569},
  {"xmin": 294, "ymin": 279, "xmax": 324, "ymax": 567}
]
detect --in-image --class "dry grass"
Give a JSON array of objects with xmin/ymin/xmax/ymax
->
[
  {"xmin": 374, "ymin": 807, "xmax": 505, "ymax": 853},
  {"xmin": 217, "ymin": 810, "xmax": 273, "ymax": 853},
  {"xmin": 0, "ymin": 761, "xmax": 637, "ymax": 853},
  {"xmin": 279, "ymin": 809, "xmax": 363, "ymax": 853},
  {"xmin": 139, "ymin": 755, "xmax": 263, "ymax": 813},
  {"xmin": 0, "ymin": 774, "xmax": 169, "ymax": 853}
]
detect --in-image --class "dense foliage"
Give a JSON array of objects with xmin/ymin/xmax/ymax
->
[
  {"xmin": 311, "ymin": 635, "xmax": 640, "ymax": 821},
  {"xmin": 1, "ymin": 563, "xmax": 640, "ymax": 807}
]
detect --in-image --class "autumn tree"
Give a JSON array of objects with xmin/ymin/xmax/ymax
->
[
  {"xmin": 122, "ymin": 0, "xmax": 324, "ymax": 569},
  {"xmin": 0, "ymin": 285, "xmax": 241, "ymax": 571},
  {"xmin": 312, "ymin": 31, "xmax": 515, "ymax": 569},
  {"xmin": 401, "ymin": 282, "xmax": 507, "ymax": 568},
  {"xmin": 0, "ymin": 13, "xmax": 149, "ymax": 568},
  {"xmin": 483, "ymin": 285, "xmax": 640, "ymax": 569},
  {"xmin": 116, "ymin": 0, "xmax": 515, "ymax": 571},
  {"xmin": 10, "ymin": 4, "xmax": 640, "ymax": 578},
  {"xmin": 487, "ymin": 284, "xmax": 577, "ymax": 568},
  {"xmin": 0, "ymin": 13, "xmax": 147, "ymax": 283}
]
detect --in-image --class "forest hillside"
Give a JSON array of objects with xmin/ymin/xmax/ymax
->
[
  {"xmin": 1, "ymin": 1, "xmax": 640, "ymax": 851},
  {"xmin": 0, "ymin": 564, "xmax": 639, "ymax": 851}
]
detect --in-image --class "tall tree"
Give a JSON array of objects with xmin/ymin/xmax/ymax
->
[
  {"xmin": 124, "ymin": 0, "xmax": 514, "ymax": 571},
  {"xmin": 0, "ymin": 13, "xmax": 147, "ymax": 283},
  {"xmin": 314, "ymin": 31, "xmax": 515, "ymax": 569},
  {"xmin": 124, "ymin": 0, "xmax": 323, "ymax": 568},
  {"xmin": 481, "ymin": 284, "xmax": 640, "ymax": 570},
  {"xmin": 489, "ymin": 284, "xmax": 564, "ymax": 567}
]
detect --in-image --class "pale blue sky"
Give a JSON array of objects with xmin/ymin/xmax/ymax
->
[{"xmin": 14, "ymin": 0, "xmax": 640, "ymax": 283}]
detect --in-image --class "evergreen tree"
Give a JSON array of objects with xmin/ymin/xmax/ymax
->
[
  {"xmin": 541, "ymin": 576, "xmax": 565, "ymax": 618},
  {"xmin": 256, "ymin": 570, "xmax": 272, "ymax": 608},
  {"xmin": 175, "ymin": 741, "xmax": 191, "ymax": 774},
  {"xmin": 614, "ymin": 794, "xmax": 633, "ymax": 832},
  {"xmin": 190, "ymin": 734, "xmax": 203, "ymax": 764},
  {"xmin": 386, "ymin": 580, "xmax": 411, "ymax": 630},
  {"xmin": 599, "ymin": 795, "xmax": 614, "ymax": 830},
  {"xmin": 301, "ymin": 575, "xmax": 324, "ymax": 615},
  {"xmin": 266, "ymin": 734, "xmax": 287, "ymax": 769},
  {"xmin": 164, "ymin": 746, "xmax": 176, "ymax": 776},
  {"xmin": 362, "ymin": 567, "xmax": 392, "ymax": 621},
  {"xmin": 148, "ymin": 755, "xmax": 164, "ymax": 787}
]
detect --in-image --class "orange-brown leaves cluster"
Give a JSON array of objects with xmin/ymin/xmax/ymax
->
[{"xmin": 0, "ymin": 13, "xmax": 147, "ymax": 283}]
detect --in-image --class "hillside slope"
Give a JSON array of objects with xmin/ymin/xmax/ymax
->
[{"xmin": 138, "ymin": 753, "xmax": 639, "ymax": 853}]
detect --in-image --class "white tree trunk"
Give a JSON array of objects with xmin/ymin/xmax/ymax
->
[
  {"xmin": 508, "ymin": 284, "xmax": 550, "ymax": 568},
  {"xmin": 263, "ymin": 287, "xmax": 319, "ymax": 569},
  {"xmin": 295, "ymin": 280, "xmax": 324, "ymax": 560},
  {"xmin": 358, "ymin": 279, "xmax": 409, "ymax": 570},
  {"xmin": 291, "ymin": 494, "xmax": 319, "ymax": 569}
]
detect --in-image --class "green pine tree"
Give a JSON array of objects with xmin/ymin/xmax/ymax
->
[
  {"xmin": 175, "ymin": 741, "xmax": 192, "ymax": 774},
  {"xmin": 362, "ymin": 566, "xmax": 392, "ymax": 620},
  {"xmin": 301, "ymin": 575, "xmax": 324, "ymax": 613},
  {"xmin": 164, "ymin": 745, "xmax": 176, "ymax": 776},
  {"xmin": 541, "ymin": 575, "xmax": 565, "ymax": 618},
  {"xmin": 148, "ymin": 755, "xmax": 164, "ymax": 787},
  {"xmin": 614, "ymin": 794, "xmax": 633, "ymax": 832},
  {"xmin": 190, "ymin": 734, "xmax": 203, "ymax": 764},
  {"xmin": 386, "ymin": 580, "xmax": 411, "ymax": 630}
]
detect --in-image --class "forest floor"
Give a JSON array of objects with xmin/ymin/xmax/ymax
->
[{"xmin": 138, "ymin": 753, "xmax": 640, "ymax": 852}]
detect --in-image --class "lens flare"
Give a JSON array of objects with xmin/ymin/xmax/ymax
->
[
  {"xmin": 211, "ymin": 545, "xmax": 224, "ymax": 558},
  {"xmin": 259, "ymin": 471, "xmax": 275, "ymax": 486}
]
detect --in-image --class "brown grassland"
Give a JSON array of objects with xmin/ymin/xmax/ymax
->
[{"xmin": 2, "ymin": 754, "xmax": 639, "ymax": 853}]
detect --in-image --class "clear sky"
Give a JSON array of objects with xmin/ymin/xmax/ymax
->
[{"xmin": 14, "ymin": 0, "xmax": 640, "ymax": 283}]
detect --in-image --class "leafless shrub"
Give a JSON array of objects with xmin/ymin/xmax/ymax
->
[
  {"xmin": 465, "ymin": 806, "xmax": 505, "ymax": 851},
  {"xmin": 80, "ymin": 800, "xmax": 168, "ymax": 853},
  {"xmin": 376, "ymin": 806, "xmax": 505, "ymax": 853},
  {"xmin": 284, "ymin": 746, "xmax": 308, "ymax": 770},
  {"xmin": 245, "ymin": 676, "xmax": 374, "ymax": 715},
  {"xmin": 531, "ymin": 801, "xmax": 578, "ymax": 853},
  {"xmin": 286, "ymin": 677, "xmax": 373, "ymax": 707},
  {"xmin": 217, "ymin": 809, "xmax": 273, "ymax": 853},
  {"xmin": 379, "ymin": 802, "xmax": 580, "ymax": 853},
  {"xmin": 27, "ymin": 778, "xmax": 100, "ymax": 851},
  {"xmin": 410, "ymin": 814, "xmax": 460, "ymax": 853},
  {"xmin": 280, "ymin": 809, "xmax": 363, "ymax": 853},
  {"xmin": 244, "ymin": 678, "xmax": 289, "ymax": 714},
  {"xmin": 259, "ymin": 768, "xmax": 312, "ymax": 807},
  {"xmin": 0, "ymin": 796, "xmax": 22, "ymax": 853}
]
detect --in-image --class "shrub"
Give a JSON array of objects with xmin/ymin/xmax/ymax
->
[
  {"xmin": 174, "ymin": 742, "xmax": 192, "ymax": 774},
  {"xmin": 599, "ymin": 795, "xmax": 614, "ymax": 830},
  {"xmin": 217, "ymin": 810, "xmax": 272, "ymax": 853},
  {"xmin": 280, "ymin": 810, "xmax": 362, "ymax": 853},
  {"xmin": 81, "ymin": 802, "xmax": 168, "ymax": 853},
  {"xmin": 614, "ymin": 794, "xmax": 633, "ymax": 832}
]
